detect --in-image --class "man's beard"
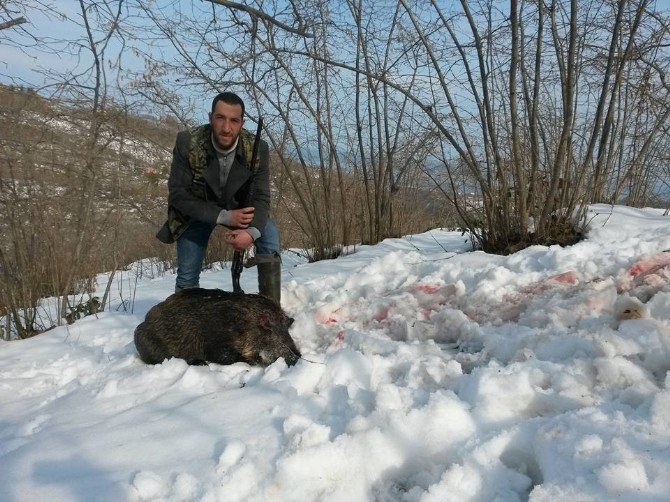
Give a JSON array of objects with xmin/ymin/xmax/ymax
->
[{"xmin": 214, "ymin": 132, "xmax": 237, "ymax": 150}]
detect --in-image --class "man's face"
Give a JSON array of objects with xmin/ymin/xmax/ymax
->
[{"xmin": 209, "ymin": 101, "xmax": 244, "ymax": 150}]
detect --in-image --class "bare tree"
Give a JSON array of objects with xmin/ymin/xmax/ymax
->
[
  {"xmin": 0, "ymin": 0, "xmax": 132, "ymax": 337},
  {"xmin": 134, "ymin": 0, "xmax": 670, "ymax": 255},
  {"xmin": 135, "ymin": 0, "xmax": 444, "ymax": 256}
]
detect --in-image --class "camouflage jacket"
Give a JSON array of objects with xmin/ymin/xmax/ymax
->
[{"xmin": 156, "ymin": 124, "xmax": 270, "ymax": 244}]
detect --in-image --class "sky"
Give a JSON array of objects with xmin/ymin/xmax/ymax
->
[
  {"xmin": 0, "ymin": 0, "xmax": 255, "ymax": 120},
  {"xmin": 5, "ymin": 0, "xmax": 670, "ymax": 99},
  {"xmin": 3, "ymin": 0, "xmax": 670, "ymax": 195},
  {"xmin": 1, "ymin": 1, "xmax": 177, "ymax": 104},
  {"xmin": 0, "ymin": 1, "xmax": 81, "ymax": 87},
  {"xmin": 0, "ymin": 203, "xmax": 669, "ymax": 500}
]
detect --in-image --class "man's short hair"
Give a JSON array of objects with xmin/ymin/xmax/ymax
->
[{"xmin": 211, "ymin": 92, "xmax": 245, "ymax": 117}]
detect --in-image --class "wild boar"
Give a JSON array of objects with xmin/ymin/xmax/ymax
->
[{"xmin": 134, "ymin": 288, "xmax": 300, "ymax": 366}]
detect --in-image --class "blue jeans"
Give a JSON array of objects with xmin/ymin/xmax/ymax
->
[{"xmin": 175, "ymin": 218, "xmax": 280, "ymax": 291}]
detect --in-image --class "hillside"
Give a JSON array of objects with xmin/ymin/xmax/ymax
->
[{"xmin": 0, "ymin": 84, "xmax": 177, "ymax": 224}]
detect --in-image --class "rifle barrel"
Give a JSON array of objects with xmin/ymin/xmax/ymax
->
[{"xmin": 231, "ymin": 118, "xmax": 263, "ymax": 294}]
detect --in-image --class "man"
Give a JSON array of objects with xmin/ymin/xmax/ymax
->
[{"xmin": 156, "ymin": 92, "xmax": 281, "ymax": 303}]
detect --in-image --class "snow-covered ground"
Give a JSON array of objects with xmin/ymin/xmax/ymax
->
[{"xmin": 1, "ymin": 204, "xmax": 669, "ymax": 501}]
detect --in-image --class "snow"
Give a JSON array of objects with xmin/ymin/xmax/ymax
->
[{"xmin": 1, "ymin": 204, "xmax": 670, "ymax": 501}]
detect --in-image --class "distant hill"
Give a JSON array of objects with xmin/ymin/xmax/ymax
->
[{"xmin": 0, "ymin": 83, "xmax": 456, "ymax": 269}]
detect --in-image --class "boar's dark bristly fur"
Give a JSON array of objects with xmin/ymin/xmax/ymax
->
[{"xmin": 134, "ymin": 288, "xmax": 300, "ymax": 366}]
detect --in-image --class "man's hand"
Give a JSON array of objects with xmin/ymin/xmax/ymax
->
[
  {"xmin": 229, "ymin": 207, "xmax": 254, "ymax": 228},
  {"xmin": 224, "ymin": 230, "xmax": 254, "ymax": 251}
]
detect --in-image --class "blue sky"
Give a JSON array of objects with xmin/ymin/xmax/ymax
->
[
  {"xmin": 5, "ymin": 0, "xmax": 670, "ymax": 88},
  {"xmin": 3, "ymin": 0, "xmax": 670, "ymax": 126},
  {"xmin": 1, "ymin": 1, "xmax": 82, "ymax": 88},
  {"xmin": 1, "ymin": 1, "xmax": 162, "ymax": 93},
  {"xmin": 0, "ymin": 0, "xmax": 240, "ymax": 120}
]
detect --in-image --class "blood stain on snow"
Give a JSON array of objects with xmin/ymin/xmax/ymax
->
[
  {"xmin": 416, "ymin": 283, "xmax": 441, "ymax": 294},
  {"xmin": 316, "ymin": 308, "xmax": 341, "ymax": 326},
  {"xmin": 548, "ymin": 271, "xmax": 578, "ymax": 284},
  {"xmin": 627, "ymin": 252, "xmax": 670, "ymax": 277}
]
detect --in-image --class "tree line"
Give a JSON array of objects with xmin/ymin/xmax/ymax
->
[
  {"xmin": 136, "ymin": 0, "xmax": 670, "ymax": 252},
  {"xmin": 1, "ymin": 0, "xmax": 669, "ymax": 338}
]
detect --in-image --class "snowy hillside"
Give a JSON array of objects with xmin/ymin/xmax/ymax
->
[{"xmin": 1, "ymin": 204, "xmax": 669, "ymax": 501}]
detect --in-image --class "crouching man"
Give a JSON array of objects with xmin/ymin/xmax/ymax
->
[{"xmin": 156, "ymin": 92, "xmax": 281, "ymax": 304}]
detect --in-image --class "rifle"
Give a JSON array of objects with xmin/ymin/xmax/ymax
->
[{"xmin": 231, "ymin": 118, "xmax": 263, "ymax": 294}]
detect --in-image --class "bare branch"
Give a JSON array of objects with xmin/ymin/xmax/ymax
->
[
  {"xmin": 203, "ymin": 0, "xmax": 313, "ymax": 38},
  {"xmin": 0, "ymin": 16, "xmax": 26, "ymax": 31}
]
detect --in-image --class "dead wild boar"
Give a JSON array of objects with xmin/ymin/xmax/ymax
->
[{"xmin": 134, "ymin": 288, "xmax": 300, "ymax": 366}]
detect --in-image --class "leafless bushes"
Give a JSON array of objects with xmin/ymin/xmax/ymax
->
[
  {"xmin": 389, "ymin": 0, "xmax": 670, "ymax": 252},
  {"xmin": 136, "ymin": 0, "xmax": 670, "ymax": 255},
  {"xmin": 134, "ymin": 0, "xmax": 459, "ymax": 259},
  {"xmin": 0, "ymin": 84, "xmax": 174, "ymax": 338}
]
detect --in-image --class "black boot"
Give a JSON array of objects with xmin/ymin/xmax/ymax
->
[{"xmin": 256, "ymin": 254, "xmax": 281, "ymax": 305}]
